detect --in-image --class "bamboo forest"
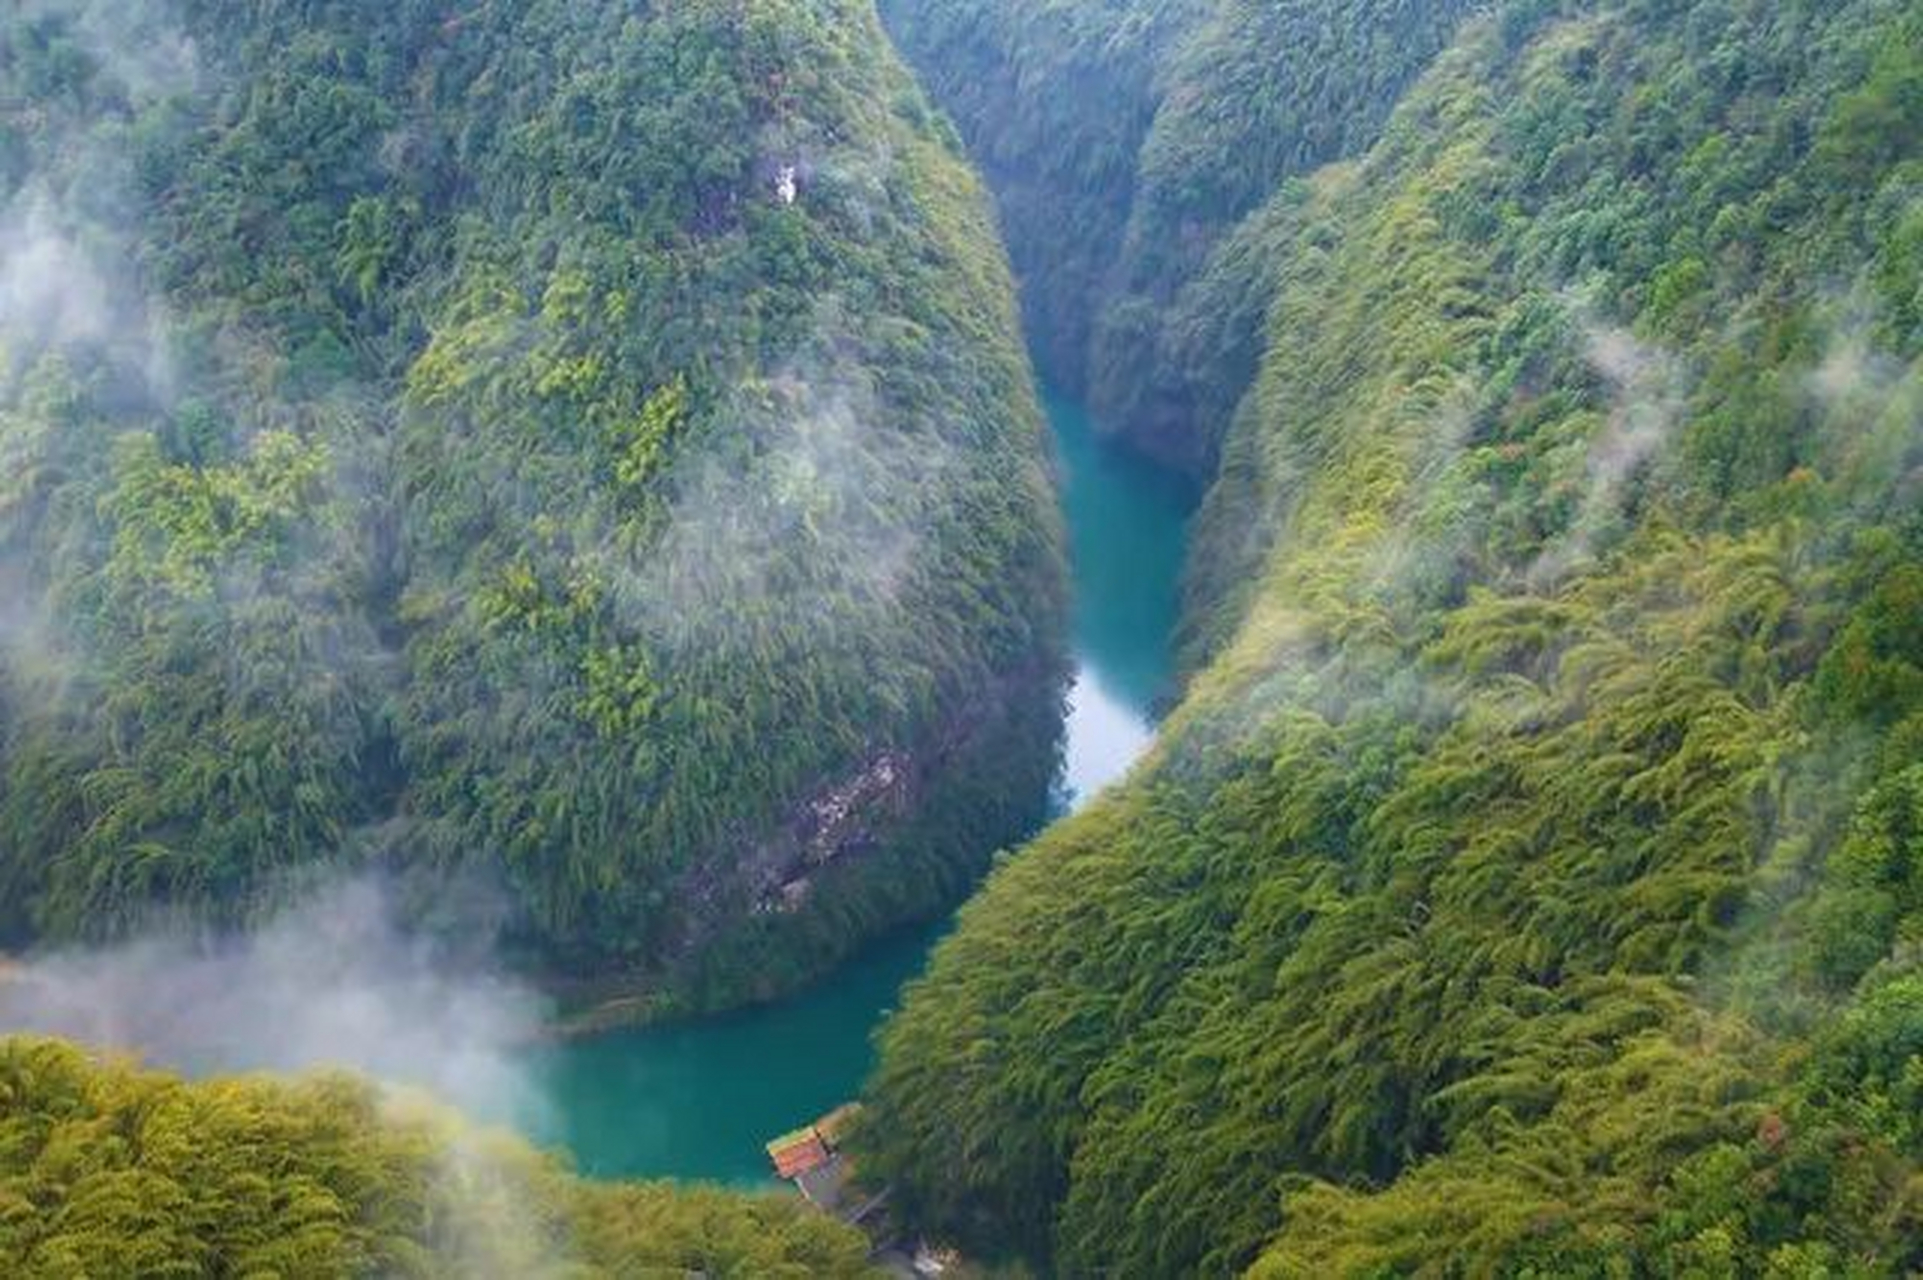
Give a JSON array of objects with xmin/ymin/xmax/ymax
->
[{"xmin": 1, "ymin": 0, "xmax": 1921, "ymax": 1275}]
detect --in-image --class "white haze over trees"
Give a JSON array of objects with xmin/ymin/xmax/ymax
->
[{"xmin": 0, "ymin": 877, "xmax": 552, "ymax": 1125}]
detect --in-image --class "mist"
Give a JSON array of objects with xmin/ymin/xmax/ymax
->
[
  {"xmin": 631, "ymin": 312, "xmax": 948, "ymax": 650},
  {"xmin": 17, "ymin": 0, "xmax": 199, "ymax": 106},
  {"xmin": 0, "ymin": 876, "xmax": 552, "ymax": 1128},
  {"xmin": 1525, "ymin": 313, "xmax": 1689, "ymax": 586}
]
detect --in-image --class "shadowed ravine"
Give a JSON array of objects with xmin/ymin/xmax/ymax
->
[{"xmin": 521, "ymin": 386, "xmax": 1194, "ymax": 1183}]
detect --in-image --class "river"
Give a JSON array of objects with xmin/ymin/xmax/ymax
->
[{"xmin": 520, "ymin": 386, "xmax": 1194, "ymax": 1183}]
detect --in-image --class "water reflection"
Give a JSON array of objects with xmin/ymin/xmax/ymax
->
[
  {"xmin": 1046, "ymin": 387, "xmax": 1196, "ymax": 806},
  {"xmin": 1061, "ymin": 665, "xmax": 1155, "ymax": 806}
]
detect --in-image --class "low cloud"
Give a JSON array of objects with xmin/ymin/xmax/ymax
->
[
  {"xmin": 0, "ymin": 201, "xmax": 121, "ymax": 349},
  {"xmin": 623, "ymin": 298, "xmax": 950, "ymax": 654},
  {"xmin": 19, "ymin": 0, "xmax": 200, "ymax": 106},
  {"xmin": 1529, "ymin": 316, "xmax": 1688, "ymax": 585},
  {"xmin": 0, "ymin": 876, "xmax": 551, "ymax": 1128}
]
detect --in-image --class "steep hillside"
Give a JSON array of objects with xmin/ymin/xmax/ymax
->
[
  {"xmin": 874, "ymin": 0, "xmax": 1209, "ymax": 395},
  {"xmin": 880, "ymin": 0, "xmax": 1479, "ymax": 472},
  {"xmin": 863, "ymin": 0, "xmax": 1923, "ymax": 1272},
  {"xmin": 0, "ymin": 1036, "xmax": 873, "ymax": 1275},
  {"xmin": 0, "ymin": 0, "xmax": 1066, "ymax": 1016}
]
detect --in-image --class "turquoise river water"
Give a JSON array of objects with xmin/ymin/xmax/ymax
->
[{"xmin": 520, "ymin": 387, "xmax": 1194, "ymax": 1183}]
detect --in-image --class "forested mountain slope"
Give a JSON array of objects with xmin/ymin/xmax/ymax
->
[
  {"xmin": 0, "ymin": 0, "xmax": 1066, "ymax": 1016},
  {"xmin": 863, "ymin": 0, "xmax": 1923, "ymax": 1272},
  {"xmin": 880, "ymin": 0, "xmax": 1479, "ymax": 473},
  {"xmin": 0, "ymin": 1036, "xmax": 874, "ymax": 1275},
  {"xmin": 874, "ymin": 0, "xmax": 1209, "ymax": 397}
]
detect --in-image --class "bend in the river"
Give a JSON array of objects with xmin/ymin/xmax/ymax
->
[{"xmin": 522, "ymin": 384, "xmax": 1195, "ymax": 1183}]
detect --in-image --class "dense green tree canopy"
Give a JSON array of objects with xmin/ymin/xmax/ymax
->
[
  {"xmin": 0, "ymin": 1036, "xmax": 875, "ymax": 1276},
  {"xmin": 863, "ymin": 0, "xmax": 1923, "ymax": 1272},
  {"xmin": 0, "ymin": 0, "xmax": 1067, "ymax": 1016},
  {"xmin": 7, "ymin": 0, "xmax": 1923, "ymax": 1272},
  {"xmin": 876, "ymin": 0, "xmax": 1209, "ymax": 396},
  {"xmin": 880, "ymin": 0, "xmax": 1479, "ymax": 472}
]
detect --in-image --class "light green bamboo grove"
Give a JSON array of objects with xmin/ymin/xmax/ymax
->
[
  {"xmin": 0, "ymin": 0, "xmax": 1068, "ymax": 1012},
  {"xmin": 862, "ymin": 0, "xmax": 1923, "ymax": 1272},
  {"xmin": 4, "ymin": 0, "xmax": 1922, "ymax": 1273},
  {"xmin": 0, "ymin": 1037, "xmax": 875, "ymax": 1276}
]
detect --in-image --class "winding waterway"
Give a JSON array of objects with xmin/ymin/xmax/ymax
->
[{"xmin": 521, "ymin": 386, "xmax": 1194, "ymax": 1183}]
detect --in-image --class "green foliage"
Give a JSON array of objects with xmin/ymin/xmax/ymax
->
[
  {"xmin": 0, "ymin": 0, "xmax": 1068, "ymax": 1013},
  {"xmin": 1089, "ymin": 0, "xmax": 1483, "ymax": 472},
  {"xmin": 610, "ymin": 380, "xmax": 690, "ymax": 492},
  {"xmin": 336, "ymin": 195, "xmax": 405, "ymax": 309},
  {"xmin": 863, "ymin": 0, "xmax": 1923, "ymax": 1272},
  {"xmin": 883, "ymin": 0, "xmax": 1479, "ymax": 471},
  {"xmin": 0, "ymin": 1036, "xmax": 875, "ymax": 1277},
  {"xmin": 876, "ymin": 0, "xmax": 1210, "ymax": 391},
  {"xmin": 1814, "ymin": 565, "xmax": 1923, "ymax": 724},
  {"xmin": 105, "ymin": 430, "xmax": 329, "ymax": 600}
]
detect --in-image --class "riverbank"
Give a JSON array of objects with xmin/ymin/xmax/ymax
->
[{"xmin": 520, "ymin": 387, "xmax": 1195, "ymax": 1184}]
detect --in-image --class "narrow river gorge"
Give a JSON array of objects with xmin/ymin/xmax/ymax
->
[{"xmin": 520, "ymin": 386, "xmax": 1195, "ymax": 1184}]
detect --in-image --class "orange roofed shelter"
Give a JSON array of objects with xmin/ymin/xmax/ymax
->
[{"xmin": 766, "ymin": 1127, "xmax": 833, "ymax": 1180}]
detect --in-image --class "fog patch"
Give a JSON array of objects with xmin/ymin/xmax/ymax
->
[
  {"xmin": 1530, "ymin": 316, "xmax": 1688, "ymax": 584},
  {"xmin": 18, "ymin": 0, "xmax": 200, "ymax": 106},
  {"xmin": 1809, "ymin": 328, "xmax": 1904, "ymax": 409},
  {"xmin": 0, "ymin": 187, "xmax": 177, "ymax": 394},
  {"xmin": 1579, "ymin": 320, "xmax": 1686, "ymax": 494},
  {"xmin": 1806, "ymin": 303, "xmax": 1923, "ymax": 512},
  {"xmin": 0, "ymin": 876, "xmax": 551, "ymax": 1128},
  {"xmin": 627, "ymin": 299, "xmax": 950, "ymax": 654},
  {"xmin": 0, "ymin": 203, "xmax": 121, "ymax": 349},
  {"xmin": 1, "ymin": 0, "xmax": 200, "ymax": 400}
]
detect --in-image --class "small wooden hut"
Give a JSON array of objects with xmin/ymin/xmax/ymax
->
[{"xmin": 765, "ymin": 1126, "xmax": 832, "ymax": 1181}]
